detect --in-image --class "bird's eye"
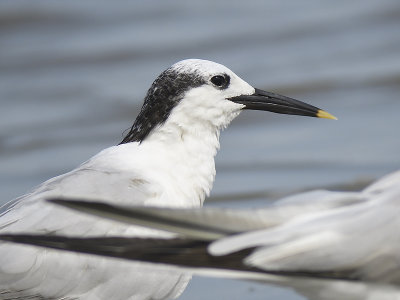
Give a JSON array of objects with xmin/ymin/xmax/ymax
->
[{"xmin": 210, "ymin": 75, "xmax": 230, "ymax": 88}]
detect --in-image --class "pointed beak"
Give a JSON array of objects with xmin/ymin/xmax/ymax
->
[{"xmin": 229, "ymin": 88, "xmax": 337, "ymax": 120}]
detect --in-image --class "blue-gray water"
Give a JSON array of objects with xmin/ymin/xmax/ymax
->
[{"xmin": 1, "ymin": 1, "xmax": 400, "ymax": 299}]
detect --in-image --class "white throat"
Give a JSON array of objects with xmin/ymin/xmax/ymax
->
[{"xmin": 141, "ymin": 91, "xmax": 244, "ymax": 207}]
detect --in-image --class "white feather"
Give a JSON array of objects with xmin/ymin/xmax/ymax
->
[
  {"xmin": 208, "ymin": 170, "xmax": 400, "ymax": 287},
  {"xmin": 0, "ymin": 59, "xmax": 253, "ymax": 300}
]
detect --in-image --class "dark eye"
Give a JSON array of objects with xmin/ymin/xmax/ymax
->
[{"xmin": 210, "ymin": 75, "xmax": 230, "ymax": 88}]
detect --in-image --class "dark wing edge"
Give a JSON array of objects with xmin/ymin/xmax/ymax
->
[{"xmin": 0, "ymin": 233, "xmax": 362, "ymax": 282}]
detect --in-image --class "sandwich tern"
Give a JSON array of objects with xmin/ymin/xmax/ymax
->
[{"xmin": 0, "ymin": 59, "xmax": 334, "ymax": 300}]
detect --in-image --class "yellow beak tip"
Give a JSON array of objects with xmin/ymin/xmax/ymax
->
[{"xmin": 317, "ymin": 110, "xmax": 337, "ymax": 120}]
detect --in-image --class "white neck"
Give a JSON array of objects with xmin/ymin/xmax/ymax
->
[
  {"xmin": 140, "ymin": 118, "xmax": 222, "ymax": 207},
  {"xmin": 129, "ymin": 87, "xmax": 244, "ymax": 208}
]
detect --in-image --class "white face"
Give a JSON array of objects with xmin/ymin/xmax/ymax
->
[
  {"xmin": 172, "ymin": 59, "xmax": 255, "ymax": 98},
  {"xmin": 168, "ymin": 59, "xmax": 255, "ymax": 129}
]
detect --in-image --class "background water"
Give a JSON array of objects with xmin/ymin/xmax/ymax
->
[{"xmin": 1, "ymin": 0, "xmax": 400, "ymax": 299}]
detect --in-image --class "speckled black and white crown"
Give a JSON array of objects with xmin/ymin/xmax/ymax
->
[{"xmin": 120, "ymin": 59, "xmax": 236, "ymax": 144}]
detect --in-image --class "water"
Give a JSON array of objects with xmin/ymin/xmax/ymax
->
[{"xmin": 1, "ymin": 0, "xmax": 400, "ymax": 299}]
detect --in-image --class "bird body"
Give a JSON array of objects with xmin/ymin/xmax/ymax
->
[
  {"xmin": 0, "ymin": 59, "xmax": 333, "ymax": 299},
  {"xmin": 12, "ymin": 170, "xmax": 400, "ymax": 300},
  {"xmin": 0, "ymin": 143, "xmax": 197, "ymax": 300}
]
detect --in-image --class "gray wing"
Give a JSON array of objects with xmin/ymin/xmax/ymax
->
[
  {"xmin": 22, "ymin": 171, "xmax": 400, "ymax": 286},
  {"xmin": 2, "ymin": 225, "xmax": 400, "ymax": 300},
  {"xmin": 0, "ymin": 149, "xmax": 181, "ymax": 299},
  {"xmin": 2, "ymin": 170, "xmax": 398, "ymax": 299},
  {"xmin": 0, "ymin": 162, "xmax": 160, "ymax": 235},
  {"xmin": 211, "ymin": 186, "xmax": 400, "ymax": 285},
  {"xmin": 34, "ymin": 189, "xmax": 363, "ymax": 241}
]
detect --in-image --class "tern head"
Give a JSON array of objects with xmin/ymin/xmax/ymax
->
[{"xmin": 121, "ymin": 59, "xmax": 335, "ymax": 144}]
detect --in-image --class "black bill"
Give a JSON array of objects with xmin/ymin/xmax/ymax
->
[{"xmin": 229, "ymin": 88, "xmax": 336, "ymax": 119}]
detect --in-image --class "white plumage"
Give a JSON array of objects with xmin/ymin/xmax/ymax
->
[{"xmin": 0, "ymin": 59, "xmax": 332, "ymax": 299}]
